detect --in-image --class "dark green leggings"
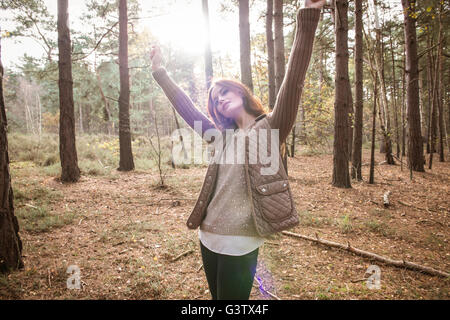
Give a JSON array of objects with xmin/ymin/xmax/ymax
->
[{"xmin": 200, "ymin": 242, "xmax": 259, "ymax": 300}]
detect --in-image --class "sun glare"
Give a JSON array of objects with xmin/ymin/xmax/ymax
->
[
  {"xmin": 140, "ymin": 1, "xmax": 239, "ymax": 58},
  {"xmin": 143, "ymin": 5, "xmax": 205, "ymax": 56}
]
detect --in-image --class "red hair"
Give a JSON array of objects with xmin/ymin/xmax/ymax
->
[{"xmin": 207, "ymin": 79, "xmax": 266, "ymax": 131}]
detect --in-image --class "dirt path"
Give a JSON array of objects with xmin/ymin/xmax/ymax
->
[{"xmin": 2, "ymin": 150, "xmax": 449, "ymax": 299}]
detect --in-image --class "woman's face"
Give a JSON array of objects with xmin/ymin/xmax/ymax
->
[{"xmin": 212, "ymin": 86, "xmax": 245, "ymax": 120}]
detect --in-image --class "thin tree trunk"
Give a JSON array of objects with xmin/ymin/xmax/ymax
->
[
  {"xmin": 374, "ymin": 26, "xmax": 394, "ymax": 164},
  {"xmin": 369, "ymin": 77, "xmax": 378, "ymax": 184},
  {"xmin": 427, "ymin": 35, "xmax": 437, "ymax": 156},
  {"xmin": 401, "ymin": 51, "xmax": 406, "ymax": 157},
  {"xmin": 429, "ymin": 47, "xmax": 439, "ymax": 170},
  {"xmin": 273, "ymin": 0, "xmax": 287, "ymax": 174},
  {"xmin": 389, "ymin": 29, "xmax": 400, "ymax": 158},
  {"xmin": 352, "ymin": 0, "xmax": 363, "ymax": 181},
  {"xmin": 332, "ymin": 0, "xmax": 351, "ymax": 188},
  {"xmin": 437, "ymin": 3, "xmax": 445, "ymax": 162},
  {"xmin": 426, "ymin": 35, "xmax": 433, "ymax": 154},
  {"xmin": 419, "ymin": 67, "xmax": 427, "ymax": 147},
  {"xmin": 401, "ymin": 0, "xmax": 424, "ymax": 172},
  {"xmin": 118, "ymin": 0, "xmax": 134, "ymax": 171},
  {"xmin": 58, "ymin": 0, "xmax": 80, "ymax": 182},
  {"xmin": 266, "ymin": 0, "xmax": 276, "ymax": 109},
  {"xmin": 273, "ymin": 0, "xmax": 285, "ymax": 94},
  {"xmin": 95, "ymin": 69, "xmax": 112, "ymax": 135},
  {"xmin": 290, "ymin": 124, "xmax": 296, "ymax": 157},
  {"xmin": 347, "ymin": 80, "xmax": 353, "ymax": 160},
  {"xmin": 78, "ymin": 103, "xmax": 83, "ymax": 135},
  {"xmin": 202, "ymin": 0, "xmax": 213, "ymax": 91},
  {"xmin": 171, "ymin": 107, "xmax": 188, "ymax": 162},
  {"xmin": 239, "ymin": 0, "xmax": 253, "ymax": 92}
]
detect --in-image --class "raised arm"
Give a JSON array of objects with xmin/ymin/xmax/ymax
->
[
  {"xmin": 150, "ymin": 46, "xmax": 216, "ymax": 141},
  {"xmin": 267, "ymin": 3, "xmax": 322, "ymax": 143}
]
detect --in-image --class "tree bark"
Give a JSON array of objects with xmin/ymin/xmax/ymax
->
[
  {"xmin": 437, "ymin": 3, "xmax": 445, "ymax": 162},
  {"xmin": 290, "ymin": 124, "xmax": 296, "ymax": 157},
  {"xmin": 202, "ymin": 0, "xmax": 214, "ymax": 91},
  {"xmin": 273, "ymin": 0, "xmax": 285, "ymax": 94},
  {"xmin": 374, "ymin": 26, "xmax": 394, "ymax": 164},
  {"xmin": 118, "ymin": 0, "xmax": 134, "ymax": 171},
  {"xmin": 266, "ymin": 0, "xmax": 276, "ymax": 110},
  {"xmin": 332, "ymin": 0, "xmax": 351, "ymax": 188},
  {"xmin": 369, "ymin": 77, "xmax": 378, "ymax": 184},
  {"xmin": 239, "ymin": 0, "xmax": 253, "ymax": 92},
  {"xmin": 429, "ymin": 46, "xmax": 439, "ymax": 170},
  {"xmin": 389, "ymin": 29, "xmax": 400, "ymax": 158},
  {"xmin": 0, "ymin": 28, "xmax": 23, "ymax": 273},
  {"xmin": 347, "ymin": 78, "xmax": 354, "ymax": 160},
  {"xmin": 401, "ymin": 0, "xmax": 424, "ymax": 172},
  {"xmin": 426, "ymin": 35, "xmax": 433, "ymax": 154},
  {"xmin": 273, "ymin": 0, "xmax": 288, "ymax": 174},
  {"xmin": 57, "ymin": 0, "xmax": 80, "ymax": 182},
  {"xmin": 401, "ymin": 51, "xmax": 406, "ymax": 157},
  {"xmin": 351, "ymin": 0, "xmax": 363, "ymax": 181}
]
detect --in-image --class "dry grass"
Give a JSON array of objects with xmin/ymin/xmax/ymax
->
[{"xmin": 1, "ymin": 149, "xmax": 449, "ymax": 300}]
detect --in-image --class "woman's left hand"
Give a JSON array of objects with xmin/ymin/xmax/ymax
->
[{"xmin": 305, "ymin": 0, "xmax": 326, "ymax": 9}]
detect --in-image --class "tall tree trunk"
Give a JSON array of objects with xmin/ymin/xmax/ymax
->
[
  {"xmin": 401, "ymin": 0, "xmax": 424, "ymax": 172},
  {"xmin": 0, "ymin": 32, "xmax": 23, "ymax": 273},
  {"xmin": 57, "ymin": 0, "xmax": 80, "ymax": 182},
  {"xmin": 352, "ymin": 0, "xmax": 363, "ymax": 181},
  {"xmin": 332, "ymin": 0, "xmax": 351, "ymax": 188},
  {"xmin": 427, "ymin": 34, "xmax": 437, "ymax": 155},
  {"xmin": 347, "ymin": 79, "xmax": 354, "ymax": 160},
  {"xmin": 84, "ymin": 103, "xmax": 91, "ymax": 134},
  {"xmin": 437, "ymin": 3, "xmax": 445, "ymax": 162},
  {"xmin": 429, "ymin": 62, "xmax": 438, "ymax": 170},
  {"xmin": 78, "ymin": 103, "xmax": 83, "ymax": 135},
  {"xmin": 273, "ymin": 0, "xmax": 285, "ymax": 94},
  {"xmin": 273, "ymin": 0, "xmax": 288, "ymax": 173},
  {"xmin": 318, "ymin": 11, "xmax": 325, "ymax": 95},
  {"xmin": 266, "ymin": 0, "xmax": 276, "ymax": 110},
  {"xmin": 118, "ymin": 0, "xmax": 134, "ymax": 171},
  {"xmin": 401, "ymin": 51, "xmax": 406, "ymax": 157},
  {"xmin": 389, "ymin": 29, "xmax": 400, "ymax": 158},
  {"xmin": 418, "ymin": 66, "xmax": 427, "ymax": 147},
  {"xmin": 429, "ymin": 45, "xmax": 439, "ymax": 170},
  {"xmin": 290, "ymin": 124, "xmax": 296, "ymax": 157},
  {"xmin": 374, "ymin": 29, "xmax": 394, "ymax": 164},
  {"xmin": 369, "ymin": 77, "xmax": 378, "ymax": 184},
  {"xmin": 171, "ymin": 106, "xmax": 188, "ymax": 162},
  {"xmin": 426, "ymin": 35, "xmax": 433, "ymax": 154},
  {"xmin": 202, "ymin": 0, "xmax": 213, "ymax": 91},
  {"xmin": 239, "ymin": 0, "xmax": 253, "ymax": 92},
  {"xmin": 95, "ymin": 68, "xmax": 112, "ymax": 135}
]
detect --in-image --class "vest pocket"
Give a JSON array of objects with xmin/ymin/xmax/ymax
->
[{"xmin": 255, "ymin": 180, "xmax": 293, "ymax": 222}]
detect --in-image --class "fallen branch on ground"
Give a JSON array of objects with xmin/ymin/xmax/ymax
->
[
  {"xmin": 350, "ymin": 278, "xmax": 368, "ymax": 283},
  {"xmin": 282, "ymin": 231, "xmax": 449, "ymax": 278},
  {"xmin": 171, "ymin": 249, "xmax": 194, "ymax": 262},
  {"xmin": 398, "ymin": 200, "xmax": 438, "ymax": 213}
]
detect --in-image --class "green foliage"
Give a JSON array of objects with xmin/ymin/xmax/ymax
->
[{"xmin": 2, "ymin": 0, "xmax": 448, "ymax": 158}]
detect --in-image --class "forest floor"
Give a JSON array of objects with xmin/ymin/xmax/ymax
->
[{"xmin": 1, "ymin": 149, "xmax": 449, "ymax": 300}]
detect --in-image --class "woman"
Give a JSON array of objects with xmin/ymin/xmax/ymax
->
[{"xmin": 150, "ymin": 0, "xmax": 325, "ymax": 300}]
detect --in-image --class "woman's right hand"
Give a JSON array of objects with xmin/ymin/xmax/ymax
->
[{"xmin": 150, "ymin": 45, "xmax": 163, "ymax": 72}]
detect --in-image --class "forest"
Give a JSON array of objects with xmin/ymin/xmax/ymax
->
[{"xmin": 0, "ymin": 0, "xmax": 448, "ymax": 300}]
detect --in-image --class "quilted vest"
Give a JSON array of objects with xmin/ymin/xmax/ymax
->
[{"xmin": 186, "ymin": 114, "xmax": 299, "ymax": 237}]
